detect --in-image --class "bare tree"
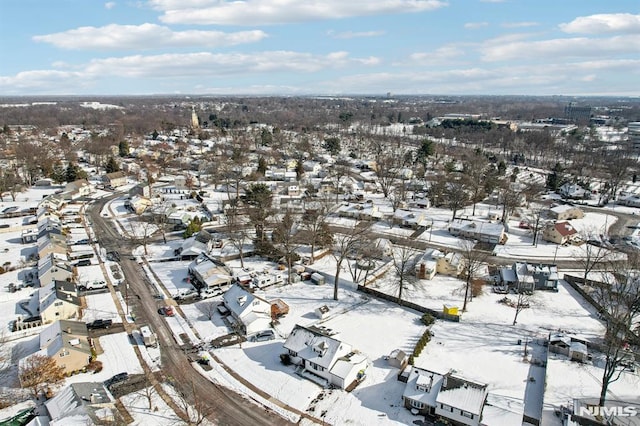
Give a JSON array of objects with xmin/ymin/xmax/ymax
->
[
  {"xmin": 462, "ymin": 153, "xmax": 489, "ymax": 216},
  {"xmin": 300, "ymin": 200, "xmax": 334, "ymax": 264},
  {"xmin": 346, "ymin": 236, "xmax": 383, "ymax": 285},
  {"xmin": 444, "ymin": 175, "xmax": 470, "ymax": 221},
  {"xmin": 331, "ymin": 221, "xmax": 372, "ymax": 300},
  {"xmin": 592, "ymin": 258, "xmax": 640, "ymax": 407},
  {"xmin": 198, "ymin": 300, "xmax": 218, "ymax": 321},
  {"xmin": 391, "ymin": 244, "xmax": 419, "ymax": 305},
  {"xmin": 512, "ymin": 281, "xmax": 532, "ymax": 325},
  {"xmin": 172, "ymin": 376, "xmax": 214, "ymax": 425},
  {"xmin": 272, "ymin": 210, "xmax": 303, "ymax": 284},
  {"xmin": 18, "ymin": 354, "xmax": 65, "ymax": 399},
  {"xmin": 458, "ymin": 239, "xmax": 489, "ymax": 311},
  {"xmin": 576, "ymin": 228, "xmax": 613, "ymax": 283},
  {"xmin": 223, "ymin": 202, "xmax": 249, "ymax": 268},
  {"xmin": 128, "ymin": 217, "xmax": 157, "ymax": 256},
  {"xmin": 522, "ymin": 203, "xmax": 547, "ymax": 246}
]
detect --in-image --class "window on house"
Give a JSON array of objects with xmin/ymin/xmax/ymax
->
[
  {"xmin": 410, "ymin": 400, "xmax": 424, "ymax": 409},
  {"xmin": 462, "ymin": 411, "xmax": 474, "ymax": 419}
]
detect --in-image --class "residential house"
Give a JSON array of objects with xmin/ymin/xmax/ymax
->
[
  {"xmin": 128, "ymin": 183, "xmax": 151, "ymax": 199},
  {"xmin": 548, "ymin": 204, "xmax": 584, "ymax": 221},
  {"xmin": 336, "ymin": 202, "xmax": 382, "ymax": 221},
  {"xmin": 448, "ymin": 220, "xmax": 508, "ymax": 245},
  {"xmin": 62, "ymin": 179, "xmax": 94, "ymax": 200},
  {"xmin": 45, "ymin": 382, "xmax": 116, "ymax": 424},
  {"xmin": 124, "ymin": 195, "xmax": 153, "ymax": 214},
  {"xmin": 34, "ymin": 320, "xmax": 91, "ymax": 375},
  {"xmin": 559, "ymin": 183, "xmax": 590, "ymax": 199},
  {"xmin": 38, "ymin": 194, "xmax": 66, "ymax": 211},
  {"xmin": 188, "ymin": 253, "xmax": 233, "ymax": 289},
  {"xmin": 499, "ymin": 262, "xmax": 559, "ymax": 292},
  {"xmin": 21, "ymin": 228, "xmax": 38, "ymax": 244},
  {"xmin": 37, "ymin": 281, "xmax": 80, "ymax": 323},
  {"xmin": 221, "ymin": 284, "xmax": 272, "ymax": 336},
  {"xmin": 392, "ymin": 209, "xmax": 430, "ymax": 229},
  {"xmin": 617, "ymin": 194, "xmax": 640, "ymax": 208},
  {"xmin": 37, "ymin": 216, "xmax": 63, "ymax": 239},
  {"xmin": 415, "ymin": 249, "xmax": 463, "ymax": 280},
  {"xmin": 37, "ymin": 234, "xmax": 68, "ymax": 260},
  {"xmin": 176, "ymin": 230, "xmax": 214, "ymax": 260},
  {"xmin": 102, "ymin": 171, "xmax": 127, "ymax": 188},
  {"xmin": 542, "ymin": 221, "xmax": 579, "ymax": 245},
  {"xmin": 283, "ymin": 324, "xmax": 368, "ymax": 390},
  {"xmin": 402, "ymin": 366, "xmax": 488, "ymax": 425},
  {"xmin": 37, "ymin": 253, "xmax": 73, "ymax": 287},
  {"xmin": 548, "ymin": 333, "xmax": 590, "ymax": 363}
]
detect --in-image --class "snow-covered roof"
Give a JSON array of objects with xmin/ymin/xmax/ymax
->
[
  {"xmin": 436, "ymin": 374, "xmax": 487, "ymax": 416},
  {"xmin": 403, "ymin": 367, "xmax": 443, "ymax": 407},
  {"xmin": 222, "ymin": 284, "xmax": 270, "ymax": 322},
  {"xmin": 283, "ymin": 324, "xmax": 350, "ymax": 371}
]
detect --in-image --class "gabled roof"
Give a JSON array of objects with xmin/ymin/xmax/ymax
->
[
  {"xmin": 436, "ymin": 373, "xmax": 487, "ymax": 416},
  {"xmin": 283, "ymin": 324, "xmax": 349, "ymax": 371},
  {"xmin": 553, "ymin": 221, "xmax": 577, "ymax": 236},
  {"xmin": 403, "ymin": 367, "xmax": 444, "ymax": 407},
  {"xmin": 222, "ymin": 284, "xmax": 270, "ymax": 320},
  {"xmin": 45, "ymin": 382, "xmax": 114, "ymax": 422},
  {"xmin": 39, "ymin": 319, "xmax": 90, "ymax": 355}
]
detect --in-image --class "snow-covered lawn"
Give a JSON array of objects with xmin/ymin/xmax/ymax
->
[
  {"xmin": 83, "ymin": 292, "xmax": 122, "ymax": 324},
  {"xmin": 120, "ymin": 386, "xmax": 184, "ymax": 426},
  {"xmin": 92, "ymin": 332, "xmax": 144, "ymax": 379}
]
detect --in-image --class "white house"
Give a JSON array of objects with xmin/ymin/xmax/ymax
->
[
  {"xmin": 448, "ymin": 220, "xmax": 507, "ymax": 245},
  {"xmin": 283, "ymin": 324, "xmax": 368, "ymax": 390},
  {"xmin": 221, "ymin": 284, "xmax": 272, "ymax": 336},
  {"xmin": 403, "ymin": 366, "xmax": 487, "ymax": 425}
]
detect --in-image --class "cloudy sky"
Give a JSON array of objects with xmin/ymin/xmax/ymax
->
[{"xmin": 1, "ymin": 0, "xmax": 639, "ymax": 96}]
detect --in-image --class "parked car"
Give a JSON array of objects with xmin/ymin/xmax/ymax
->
[
  {"xmin": 87, "ymin": 319, "xmax": 113, "ymax": 330},
  {"xmin": 250, "ymin": 330, "xmax": 276, "ymax": 342},
  {"xmin": 158, "ymin": 305, "xmax": 175, "ymax": 316},
  {"xmin": 174, "ymin": 288, "xmax": 198, "ymax": 301},
  {"xmin": 104, "ymin": 372, "xmax": 128, "ymax": 388}
]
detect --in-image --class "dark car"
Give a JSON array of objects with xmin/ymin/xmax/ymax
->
[
  {"xmin": 104, "ymin": 372, "xmax": 128, "ymax": 388},
  {"xmin": 87, "ymin": 319, "xmax": 113, "ymax": 330},
  {"xmin": 250, "ymin": 330, "xmax": 276, "ymax": 342}
]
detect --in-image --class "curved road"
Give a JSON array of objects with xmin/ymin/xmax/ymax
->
[{"xmin": 88, "ymin": 195, "xmax": 292, "ymax": 426}]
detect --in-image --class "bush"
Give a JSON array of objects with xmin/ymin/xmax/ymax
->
[
  {"xmin": 279, "ymin": 353, "xmax": 291, "ymax": 365},
  {"xmin": 412, "ymin": 329, "xmax": 432, "ymax": 359},
  {"xmin": 421, "ymin": 313, "xmax": 435, "ymax": 326}
]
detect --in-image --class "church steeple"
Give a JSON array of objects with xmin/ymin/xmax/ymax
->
[{"xmin": 191, "ymin": 106, "xmax": 200, "ymax": 129}]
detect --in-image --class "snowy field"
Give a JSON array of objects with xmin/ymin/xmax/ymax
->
[{"xmin": 83, "ymin": 292, "xmax": 122, "ymax": 324}]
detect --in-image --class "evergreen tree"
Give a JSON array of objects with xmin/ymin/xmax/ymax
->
[
  {"xmin": 257, "ymin": 157, "xmax": 267, "ymax": 175},
  {"xmin": 118, "ymin": 140, "xmax": 129, "ymax": 157},
  {"xmin": 105, "ymin": 157, "xmax": 120, "ymax": 173}
]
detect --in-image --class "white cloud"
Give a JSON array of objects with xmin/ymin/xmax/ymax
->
[
  {"xmin": 501, "ymin": 21, "xmax": 538, "ymax": 29},
  {"xmin": 481, "ymin": 34, "xmax": 640, "ymax": 62},
  {"xmin": 328, "ymin": 30, "xmax": 386, "ymax": 39},
  {"xmin": 560, "ymin": 13, "xmax": 640, "ymax": 34},
  {"xmin": 0, "ymin": 70, "xmax": 90, "ymax": 94},
  {"xmin": 408, "ymin": 46, "xmax": 466, "ymax": 65},
  {"xmin": 149, "ymin": 0, "xmax": 448, "ymax": 25},
  {"xmin": 81, "ymin": 50, "xmax": 380, "ymax": 77},
  {"xmin": 33, "ymin": 23, "xmax": 267, "ymax": 50},
  {"xmin": 319, "ymin": 58, "xmax": 640, "ymax": 96},
  {"xmin": 104, "ymin": 2, "xmax": 116, "ymax": 9},
  {"xmin": 464, "ymin": 22, "xmax": 489, "ymax": 29}
]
